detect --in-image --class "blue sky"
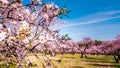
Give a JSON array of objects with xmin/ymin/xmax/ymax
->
[{"xmin": 23, "ymin": 0, "xmax": 120, "ymax": 41}]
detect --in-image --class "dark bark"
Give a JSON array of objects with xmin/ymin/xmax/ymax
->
[
  {"xmin": 80, "ymin": 47, "xmax": 87, "ymax": 58},
  {"xmin": 118, "ymin": 55, "xmax": 120, "ymax": 59},
  {"xmin": 81, "ymin": 53, "xmax": 83, "ymax": 58},
  {"xmin": 113, "ymin": 54, "xmax": 119, "ymax": 63}
]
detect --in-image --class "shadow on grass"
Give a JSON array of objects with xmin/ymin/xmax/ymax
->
[
  {"xmin": 111, "ymin": 62, "xmax": 120, "ymax": 68},
  {"xmin": 62, "ymin": 56, "xmax": 76, "ymax": 59},
  {"xmin": 90, "ymin": 64, "xmax": 113, "ymax": 67},
  {"xmin": 81, "ymin": 57, "xmax": 112, "ymax": 63},
  {"xmin": 82, "ymin": 59, "xmax": 108, "ymax": 63},
  {"xmin": 72, "ymin": 66, "xmax": 84, "ymax": 68},
  {"xmin": 90, "ymin": 63, "xmax": 120, "ymax": 68}
]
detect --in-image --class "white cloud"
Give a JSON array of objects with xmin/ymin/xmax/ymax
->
[
  {"xmin": 58, "ymin": 10, "xmax": 120, "ymax": 41},
  {"xmin": 60, "ymin": 10, "xmax": 120, "ymax": 28}
]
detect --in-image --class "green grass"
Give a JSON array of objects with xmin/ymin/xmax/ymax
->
[{"xmin": 0, "ymin": 54, "xmax": 120, "ymax": 68}]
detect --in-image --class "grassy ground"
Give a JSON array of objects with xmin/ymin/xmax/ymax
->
[
  {"xmin": 50, "ymin": 54, "xmax": 120, "ymax": 68},
  {"xmin": 0, "ymin": 54, "xmax": 120, "ymax": 68}
]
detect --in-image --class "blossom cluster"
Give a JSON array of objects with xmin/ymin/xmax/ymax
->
[{"xmin": 0, "ymin": 0, "xmax": 69, "ymax": 67}]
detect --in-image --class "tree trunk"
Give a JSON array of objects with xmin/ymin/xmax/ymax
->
[
  {"xmin": 81, "ymin": 53, "xmax": 83, "ymax": 58},
  {"xmin": 113, "ymin": 54, "xmax": 119, "ymax": 63},
  {"xmin": 80, "ymin": 48, "xmax": 87, "ymax": 58},
  {"xmin": 117, "ymin": 55, "xmax": 120, "ymax": 60}
]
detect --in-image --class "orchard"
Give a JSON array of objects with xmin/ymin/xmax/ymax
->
[{"xmin": 0, "ymin": 0, "xmax": 120, "ymax": 68}]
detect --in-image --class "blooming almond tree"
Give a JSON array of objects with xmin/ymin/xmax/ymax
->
[
  {"xmin": 0, "ymin": 0, "xmax": 69, "ymax": 67},
  {"xmin": 94, "ymin": 40, "xmax": 120, "ymax": 63},
  {"xmin": 85, "ymin": 34, "xmax": 120, "ymax": 63},
  {"xmin": 78, "ymin": 37, "xmax": 93, "ymax": 58}
]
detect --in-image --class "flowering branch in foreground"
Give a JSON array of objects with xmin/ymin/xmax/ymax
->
[{"xmin": 0, "ymin": 0, "xmax": 69, "ymax": 67}]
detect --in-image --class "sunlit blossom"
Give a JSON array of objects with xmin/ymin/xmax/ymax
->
[
  {"xmin": 9, "ymin": 36, "xmax": 16, "ymax": 42},
  {"xmin": 39, "ymin": 36, "xmax": 47, "ymax": 43},
  {"xmin": 54, "ymin": 10, "xmax": 59, "ymax": 16},
  {"xmin": 31, "ymin": 0, "xmax": 40, "ymax": 4},
  {"xmin": 43, "ymin": 13, "xmax": 49, "ymax": 20},
  {"xmin": 46, "ymin": 3, "xmax": 54, "ymax": 9},
  {"xmin": 0, "ymin": 24, "xmax": 2, "ymax": 29},
  {"xmin": 9, "ymin": 20, "xmax": 17, "ymax": 24},
  {"xmin": 0, "ymin": 31, "xmax": 7, "ymax": 41},
  {"xmin": 25, "ymin": 9, "xmax": 31, "ymax": 15},
  {"xmin": 20, "ymin": 21, "xmax": 30, "ymax": 29},
  {"xmin": 0, "ymin": 0, "xmax": 9, "ymax": 4},
  {"xmin": 55, "ymin": 5, "xmax": 59, "ymax": 9},
  {"xmin": 23, "ymin": 38, "xmax": 29, "ymax": 43}
]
